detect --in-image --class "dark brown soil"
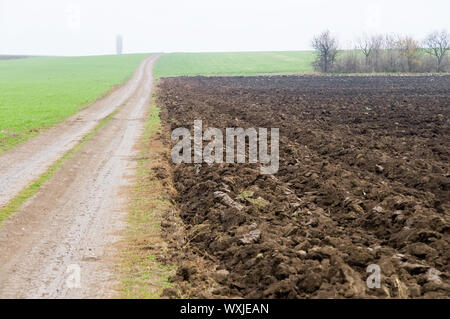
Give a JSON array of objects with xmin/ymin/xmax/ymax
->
[{"xmin": 157, "ymin": 75, "xmax": 450, "ymax": 298}]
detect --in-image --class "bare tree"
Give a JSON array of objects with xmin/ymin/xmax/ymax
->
[
  {"xmin": 396, "ymin": 35, "xmax": 421, "ymax": 72},
  {"xmin": 357, "ymin": 34, "xmax": 384, "ymax": 71},
  {"xmin": 357, "ymin": 34, "xmax": 372, "ymax": 68},
  {"xmin": 370, "ymin": 34, "xmax": 384, "ymax": 72},
  {"xmin": 382, "ymin": 33, "xmax": 400, "ymax": 72},
  {"xmin": 424, "ymin": 30, "xmax": 450, "ymax": 72},
  {"xmin": 312, "ymin": 30, "xmax": 339, "ymax": 73}
]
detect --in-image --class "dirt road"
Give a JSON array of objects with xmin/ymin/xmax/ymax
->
[{"xmin": 0, "ymin": 54, "xmax": 159, "ymax": 298}]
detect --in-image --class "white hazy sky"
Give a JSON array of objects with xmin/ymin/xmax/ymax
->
[{"xmin": 0, "ymin": 0, "xmax": 449, "ymax": 56}]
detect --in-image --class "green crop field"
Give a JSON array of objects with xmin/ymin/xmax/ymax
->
[
  {"xmin": 153, "ymin": 51, "xmax": 315, "ymax": 79},
  {"xmin": 0, "ymin": 54, "xmax": 148, "ymax": 152}
]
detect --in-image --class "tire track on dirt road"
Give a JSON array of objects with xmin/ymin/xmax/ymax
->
[{"xmin": 0, "ymin": 54, "xmax": 160, "ymax": 298}]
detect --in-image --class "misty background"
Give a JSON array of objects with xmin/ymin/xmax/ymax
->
[{"xmin": 1, "ymin": 0, "xmax": 449, "ymax": 56}]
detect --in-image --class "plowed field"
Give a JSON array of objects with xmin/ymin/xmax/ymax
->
[{"xmin": 158, "ymin": 75, "xmax": 449, "ymax": 298}]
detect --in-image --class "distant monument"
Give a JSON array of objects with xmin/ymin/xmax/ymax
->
[{"xmin": 116, "ymin": 35, "xmax": 123, "ymax": 55}]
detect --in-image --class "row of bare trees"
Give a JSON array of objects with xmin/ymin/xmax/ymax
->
[{"xmin": 311, "ymin": 30, "xmax": 450, "ymax": 73}]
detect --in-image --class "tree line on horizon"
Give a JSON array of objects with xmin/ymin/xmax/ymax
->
[{"xmin": 311, "ymin": 30, "xmax": 450, "ymax": 73}]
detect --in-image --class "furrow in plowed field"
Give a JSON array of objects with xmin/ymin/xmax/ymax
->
[{"xmin": 157, "ymin": 75, "xmax": 450, "ymax": 298}]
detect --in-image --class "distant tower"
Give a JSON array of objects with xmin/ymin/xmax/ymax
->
[{"xmin": 116, "ymin": 35, "xmax": 123, "ymax": 55}]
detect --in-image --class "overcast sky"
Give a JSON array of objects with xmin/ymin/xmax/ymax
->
[{"xmin": 1, "ymin": 0, "xmax": 449, "ymax": 56}]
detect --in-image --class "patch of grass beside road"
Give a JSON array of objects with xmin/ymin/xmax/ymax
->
[{"xmin": 120, "ymin": 103, "xmax": 177, "ymax": 298}]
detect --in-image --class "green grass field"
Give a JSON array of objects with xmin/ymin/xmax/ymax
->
[
  {"xmin": 153, "ymin": 51, "xmax": 315, "ymax": 79},
  {"xmin": 0, "ymin": 54, "xmax": 148, "ymax": 152}
]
